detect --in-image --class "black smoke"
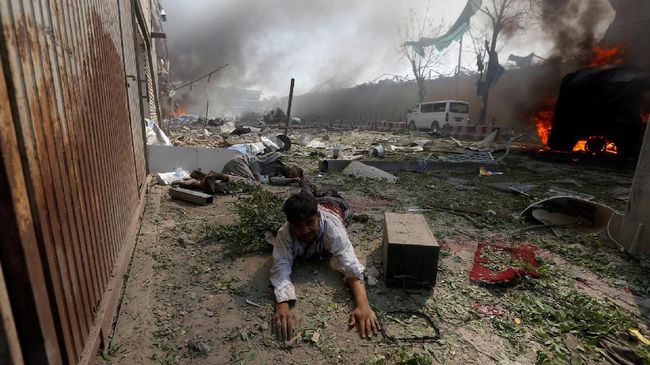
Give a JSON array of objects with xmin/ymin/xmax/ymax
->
[{"xmin": 537, "ymin": 0, "xmax": 611, "ymax": 57}]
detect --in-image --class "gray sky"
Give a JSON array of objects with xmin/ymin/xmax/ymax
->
[{"xmin": 160, "ymin": 0, "xmax": 613, "ymax": 97}]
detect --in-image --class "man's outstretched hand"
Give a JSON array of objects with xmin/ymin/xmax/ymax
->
[
  {"xmin": 273, "ymin": 302, "xmax": 296, "ymax": 341},
  {"xmin": 348, "ymin": 305, "xmax": 381, "ymax": 339}
]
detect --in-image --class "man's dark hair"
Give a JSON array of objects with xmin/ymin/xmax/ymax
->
[
  {"xmin": 283, "ymin": 191, "xmax": 318, "ymax": 223},
  {"xmin": 282, "ymin": 165, "xmax": 304, "ymax": 178}
]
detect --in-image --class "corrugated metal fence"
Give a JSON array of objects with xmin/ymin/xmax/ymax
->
[{"xmin": 0, "ymin": 0, "xmax": 154, "ymax": 364}]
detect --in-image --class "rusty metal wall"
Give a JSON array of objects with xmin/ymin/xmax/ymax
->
[{"xmin": 0, "ymin": 0, "xmax": 151, "ymax": 363}]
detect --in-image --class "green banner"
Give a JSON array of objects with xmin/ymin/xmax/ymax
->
[{"xmin": 406, "ymin": 0, "xmax": 482, "ymax": 56}]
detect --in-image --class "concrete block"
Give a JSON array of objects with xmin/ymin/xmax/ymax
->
[
  {"xmin": 147, "ymin": 145, "xmax": 238, "ymax": 174},
  {"xmin": 383, "ymin": 212, "xmax": 439, "ymax": 287}
]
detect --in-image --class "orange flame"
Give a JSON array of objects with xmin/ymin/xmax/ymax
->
[
  {"xmin": 531, "ymin": 98, "xmax": 556, "ymax": 145},
  {"xmin": 572, "ymin": 140, "xmax": 587, "ymax": 152},
  {"xmin": 588, "ymin": 45, "xmax": 626, "ymax": 67},
  {"xmin": 572, "ymin": 136, "xmax": 618, "ymax": 155},
  {"xmin": 172, "ymin": 104, "xmax": 187, "ymax": 117}
]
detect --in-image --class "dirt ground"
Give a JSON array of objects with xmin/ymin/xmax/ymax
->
[{"xmin": 99, "ymin": 129, "xmax": 650, "ymax": 365}]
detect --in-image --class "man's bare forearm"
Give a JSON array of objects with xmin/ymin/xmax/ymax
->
[{"xmin": 346, "ymin": 277, "xmax": 369, "ymax": 308}]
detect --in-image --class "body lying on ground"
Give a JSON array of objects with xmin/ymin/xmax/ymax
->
[
  {"xmin": 172, "ymin": 152, "xmax": 304, "ymax": 194},
  {"xmin": 270, "ymin": 191, "xmax": 379, "ymax": 340},
  {"xmin": 221, "ymin": 152, "xmax": 303, "ymax": 186}
]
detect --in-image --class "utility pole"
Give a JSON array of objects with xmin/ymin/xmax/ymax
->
[
  {"xmin": 455, "ymin": 34, "xmax": 463, "ymax": 99},
  {"xmin": 204, "ymin": 73, "xmax": 212, "ymax": 123},
  {"xmin": 284, "ymin": 78, "xmax": 295, "ymax": 135}
]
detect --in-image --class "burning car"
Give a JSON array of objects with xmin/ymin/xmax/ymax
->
[{"xmin": 547, "ymin": 65, "xmax": 650, "ymax": 157}]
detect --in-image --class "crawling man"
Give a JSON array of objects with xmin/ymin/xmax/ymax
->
[{"xmin": 269, "ymin": 191, "xmax": 380, "ymax": 340}]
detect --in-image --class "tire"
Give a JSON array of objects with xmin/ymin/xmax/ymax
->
[
  {"xmin": 409, "ymin": 121, "xmax": 416, "ymax": 131},
  {"xmin": 430, "ymin": 121, "xmax": 440, "ymax": 133}
]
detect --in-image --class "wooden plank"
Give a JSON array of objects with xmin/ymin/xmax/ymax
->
[{"xmin": 169, "ymin": 187, "xmax": 215, "ymax": 205}]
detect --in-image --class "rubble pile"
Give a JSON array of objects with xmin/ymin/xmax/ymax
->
[{"xmin": 164, "ymin": 116, "xmax": 267, "ymax": 148}]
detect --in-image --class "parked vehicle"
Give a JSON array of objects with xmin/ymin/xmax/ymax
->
[{"xmin": 406, "ymin": 100, "xmax": 470, "ymax": 132}]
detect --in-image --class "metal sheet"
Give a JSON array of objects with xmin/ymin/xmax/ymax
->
[
  {"xmin": 319, "ymin": 159, "xmax": 492, "ymax": 172},
  {"xmin": 0, "ymin": 0, "xmax": 154, "ymax": 363}
]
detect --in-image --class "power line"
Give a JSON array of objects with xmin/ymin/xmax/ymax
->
[{"xmin": 171, "ymin": 63, "xmax": 229, "ymax": 92}]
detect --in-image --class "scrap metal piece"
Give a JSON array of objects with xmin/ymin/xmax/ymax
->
[
  {"xmin": 341, "ymin": 161, "xmax": 397, "ymax": 182},
  {"xmin": 438, "ymin": 151, "xmax": 495, "ymax": 163},
  {"xmin": 521, "ymin": 196, "xmax": 615, "ymax": 235}
]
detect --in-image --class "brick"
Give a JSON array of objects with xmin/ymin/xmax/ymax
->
[{"xmin": 383, "ymin": 212, "xmax": 439, "ymax": 287}]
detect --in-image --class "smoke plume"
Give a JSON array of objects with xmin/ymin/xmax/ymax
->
[
  {"xmin": 161, "ymin": 0, "xmax": 448, "ymax": 96},
  {"xmin": 538, "ymin": 0, "xmax": 612, "ymax": 57}
]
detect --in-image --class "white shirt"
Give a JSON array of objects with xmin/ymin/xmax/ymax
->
[{"xmin": 269, "ymin": 206, "xmax": 365, "ymax": 303}]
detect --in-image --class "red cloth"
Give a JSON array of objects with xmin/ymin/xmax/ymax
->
[
  {"xmin": 469, "ymin": 242, "xmax": 542, "ymax": 284},
  {"xmin": 319, "ymin": 202, "xmax": 345, "ymax": 222}
]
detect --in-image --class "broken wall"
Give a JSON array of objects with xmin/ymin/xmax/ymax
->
[{"xmin": 292, "ymin": 63, "xmax": 576, "ymax": 133}]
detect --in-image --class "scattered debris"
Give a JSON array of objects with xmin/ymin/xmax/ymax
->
[
  {"xmin": 245, "ymin": 299, "xmax": 263, "ymax": 308},
  {"xmin": 146, "ymin": 119, "xmax": 173, "ymax": 146},
  {"xmin": 366, "ymin": 275, "xmax": 379, "ymax": 287},
  {"xmin": 368, "ymin": 145, "xmax": 385, "ymax": 157},
  {"xmin": 629, "ymin": 329, "xmax": 650, "ymax": 346},
  {"xmin": 187, "ymin": 340, "xmax": 211, "ymax": 356},
  {"xmin": 471, "ymin": 302, "xmax": 508, "ymax": 317},
  {"xmin": 306, "ymin": 139, "xmax": 327, "ymax": 149},
  {"xmin": 479, "ymin": 166, "xmax": 503, "ymax": 176},
  {"xmin": 227, "ymin": 142, "xmax": 265, "ymax": 156},
  {"xmin": 341, "ymin": 161, "xmax": 398, "ymax": 183},
  {"xmin": 156, "ymin": 168, "xmax": 190, "ymax": 185},
  {"xmin": 310, "ymin": 331, "xmax": 321, "ymax": 343}
]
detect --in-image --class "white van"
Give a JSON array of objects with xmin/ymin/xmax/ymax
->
[{"xmin": 406, "ymin": 100, "xmax": 470, "ymax": 131}]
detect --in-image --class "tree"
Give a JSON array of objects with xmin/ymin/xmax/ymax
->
[
  {"xmin": 474, "ymin": 0, "xmax": 529, "ymax": 124},
  {"xmin": 399, "ymin": 8, "xmax": 446, "ymax": 103}
]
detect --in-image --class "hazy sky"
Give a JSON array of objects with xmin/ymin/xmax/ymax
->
[{"xmin": 160, "ymin": 0, "xmax": 613, "ymax": 97}]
